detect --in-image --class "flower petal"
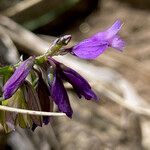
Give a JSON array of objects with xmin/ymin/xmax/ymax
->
[
  {"xmin": 50, "ymin": 72, "xmax": 73, "ymax": 118},
  {"xmin": 110, "ymin": 35, "xmax": 125, "ymax": 51},
  {"xmin": 3, "ymin": 56, "xmax": 35, "ymax": 99},
  {"xmin": 62, "ymin": 67, "xmax": 98, "ymax": 100},
  {"xmin": 72, "ymin": 38, "xmax": 108, "ymax": 59},
  {"xmin": 96, "ymin": 20, "xmax": 122, "ymax": 40}
]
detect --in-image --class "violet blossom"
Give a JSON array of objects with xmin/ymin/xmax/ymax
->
[
  {"xmin": 71, "ymin": 20, "xmax": 125, "ymax": 59},
  {"xmin": 47, "ymin": 57, "xmax": 97, "ymax": 117},
  {"xmin": 3, "ymin": 56, "xmax": 35, "ymax": 99}
]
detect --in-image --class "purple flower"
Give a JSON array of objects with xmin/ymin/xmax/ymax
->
[
  {"xmin": 72, "ymin": 20, "xmax": 125, "ymax": 59},
  {"xmin": 3, "ymin": 56, "xmax": 35, "ymax": 99},
  {"xmin": 49, "ymin": 70, "xmax": 73, "ymax": 118},
  {"xmin": 48, "ymin": 57, "xmax": 97, "ymax": 100}
]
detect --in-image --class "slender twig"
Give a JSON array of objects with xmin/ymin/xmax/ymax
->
[{"xmin": 0, "ymin": 105, "xmax": 66, "ymax": 116}]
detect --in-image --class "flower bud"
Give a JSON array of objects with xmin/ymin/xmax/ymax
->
[{"xmin": 3, "ymin": 56, "xmax": 35, "ymax": 99}]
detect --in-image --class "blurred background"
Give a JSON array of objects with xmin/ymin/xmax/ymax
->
[{"xmin": 0, "ymin": 0, "xmax": 150, "ymax": 149}]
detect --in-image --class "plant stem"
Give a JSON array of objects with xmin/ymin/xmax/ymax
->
[{"xmin": 0, "ymin": 105, "xmax": 66, "ymax": 116}]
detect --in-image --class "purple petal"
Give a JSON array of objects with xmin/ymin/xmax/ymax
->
[
  {"xmin": 3, "ymin": 56, "xmax": 35, "ymax": 99},
  {"xmin": 50, "ymin": 72, "xmax": 73, "ymax": 118},
  {"xmin": 72, "ymin": 38, "xmax": 108, "ymax": 59},
  {"xmin": 105, "ymin": 20, "xmax": 122, "ymax": 39},
  {"xmin": 110, "ymin": 35, "xmax": 125, "ymax": 51},
  {"xmin": 62, "ymin": 67, "xmax": 97, "ymax": 100},
  {"xmin": 96, "ymin": 20, "xmax": 122, "ymax": 40}
]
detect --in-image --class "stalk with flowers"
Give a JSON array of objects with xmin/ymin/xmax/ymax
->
[{"xmin": 0, "ymin": 20, "xmax": 125, "ymax": 132}]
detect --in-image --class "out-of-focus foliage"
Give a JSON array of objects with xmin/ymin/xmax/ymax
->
[{"xmin": 0, "ymin": 0, "xmax": 22, "ymax": 11}]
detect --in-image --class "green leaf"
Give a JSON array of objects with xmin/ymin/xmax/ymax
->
[
  {"xmin": 29, "ymin": 70, "xmax": 38, "ymax": 86},
  {"xmin": 16, "ymin": 113, "xmax": 32, "ymax": 129},
  {"xmin": 0, "ymin": 88, "xmax": 33, "ymax": 132},
  {"xmin": 0, "ymin": 66, "xmax": 14, "ymax": 76},
  {"xmin": 0, "ymin": 66, "xmax": 14, "ymax": 85},
  {"xmin": 22, "ymin": 81, "xmax": 42, "ymax": 126}
]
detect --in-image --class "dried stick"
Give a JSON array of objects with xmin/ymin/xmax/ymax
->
[{"xmin": 0, "ymin": 105, "xmax": 65, "ymax": 117}]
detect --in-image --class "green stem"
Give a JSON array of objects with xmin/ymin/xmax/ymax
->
[{"xmin": 35, "ymin": 41, "xmax": 62, "ymax": 65}]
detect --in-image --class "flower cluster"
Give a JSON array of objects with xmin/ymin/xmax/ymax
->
[{"xmin": 0, "ymin": 20, "xmax": 125, "ymax": 132}]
